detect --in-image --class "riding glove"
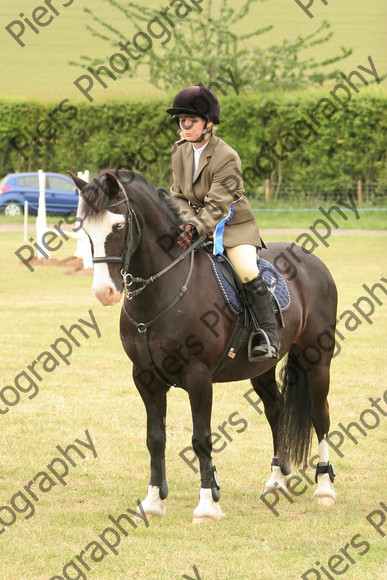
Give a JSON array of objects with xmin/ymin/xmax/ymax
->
[{"xmin": 177, "ymin": 224, "xmax": 198, "ymax": 249}]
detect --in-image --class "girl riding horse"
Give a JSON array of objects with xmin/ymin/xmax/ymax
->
[{"xmin": 166, "ymin": 85, "xmax": 279, "ymax": 360}]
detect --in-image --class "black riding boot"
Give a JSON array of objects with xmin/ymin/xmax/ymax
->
[{"xmin": 242, "ymin": 274, "xmax": 280, "ymax": 361}]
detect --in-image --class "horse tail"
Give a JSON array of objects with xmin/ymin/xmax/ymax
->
[{"xmin": 279, "ymin": 349, "xmax": 313, "ymax": 467}]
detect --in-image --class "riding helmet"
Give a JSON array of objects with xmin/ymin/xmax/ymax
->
[{"xmin": 166, "ymin": 85, "xmax": 220, "ymax": 124}]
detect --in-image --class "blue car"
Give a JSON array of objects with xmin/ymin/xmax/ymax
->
[{"xmin": 0, "ymin": 172, "xmax": 79, "ymax": 216}]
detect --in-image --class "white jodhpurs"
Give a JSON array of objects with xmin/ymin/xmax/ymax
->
[{"xmin": 225, "ymin": 244, "xmax": 259, "ymax": 283}]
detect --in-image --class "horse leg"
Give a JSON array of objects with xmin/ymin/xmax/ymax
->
[
  {"xmin": 134, "ymin": 372, "xmax": 168, "ymax": 517},
  {"xmin": 250, "ymin": 368, "xmax": 291, "ymax": 493},
  {"xmin": 306, "ymin": 363, "xmax": 336, "ymax": 507},
  {"xmin": 187, "ymin": 366, "xmax": 224, "ymax": 523},
  {"xmin": 279, "ymin": 347, "xmax": 336, "ymax": 506}
]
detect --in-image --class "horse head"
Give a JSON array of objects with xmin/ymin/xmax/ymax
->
[{"xmin": 68, "ymin": 170, "xmax": 141, "ymax": 306}]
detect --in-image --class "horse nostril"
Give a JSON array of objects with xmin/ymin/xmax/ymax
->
[
  {"xmin": 106, "ymin": 286, "xmax": 117, "ymax": 300},
  {"xmin": 93, "ymin": 285, "xmax": 120, "ymax": 305}
]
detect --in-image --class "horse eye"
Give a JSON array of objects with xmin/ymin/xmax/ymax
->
[{"xmin": 115, "ymin": 222, "xmax": 125, "ymax": 231}]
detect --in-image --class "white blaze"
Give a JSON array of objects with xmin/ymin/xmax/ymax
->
[{"xmin": 83, "ymin": 210, "xmax": 125, "ymax": 305}]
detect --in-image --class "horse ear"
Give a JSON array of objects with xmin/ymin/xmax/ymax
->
[
  {"xmin": 67, "ymin": 170, "xmax": 88, "ymax": 191},
  {"xmin": 104, "ymin": 171, "xmax": 121, "ymax": 200}
]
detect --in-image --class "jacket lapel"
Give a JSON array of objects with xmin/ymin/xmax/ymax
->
[{"xmin": 182, "ymin": 142, "xmax": 194, "ymax": 194}]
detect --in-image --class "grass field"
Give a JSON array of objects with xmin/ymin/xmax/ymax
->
[
  {"xmin": 0, "ymin": 1, "xmax": 386, "ymax": 576},
  {"xmin": 0, "ymin": 226, "xmax": 386, "ymax": 579},
  {"xmin": 0, "ymin": 0, "xmax": 386, "ymax": 101}
]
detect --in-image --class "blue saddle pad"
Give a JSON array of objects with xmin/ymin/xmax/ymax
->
[{"xmin": 208, "ymin": 255, "xmax": 291, "ymax": 316}]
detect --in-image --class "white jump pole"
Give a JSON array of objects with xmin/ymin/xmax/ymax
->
[
  {"xmin": 24, "ymin": 201, "xmax": 28, "ymax": 241},
  {"xmin": 36, "ymin": 169, "xmax": 49, "ymax": 259},
  {"xmin": 75, "ymin": 170, "xmax": 92, "ymax": 269}
]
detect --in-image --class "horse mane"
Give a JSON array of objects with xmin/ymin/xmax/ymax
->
[{"xmin": 80, "ymin": 169, "xmax": 182, "ymax": 225}]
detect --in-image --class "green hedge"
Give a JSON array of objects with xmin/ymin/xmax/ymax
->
[{"xmin": 1, "ymin": 91, "xmax": 386, "ymax": 199}]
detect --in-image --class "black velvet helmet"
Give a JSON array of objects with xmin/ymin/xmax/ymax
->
[{"xmin": 166, "ymin": 85, "xmax": 220, "ymax": 124}]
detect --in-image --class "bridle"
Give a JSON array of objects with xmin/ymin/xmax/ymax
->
[
  {"xmin": 88, "ymin": 175, "xmax": 206, "ymax": 387},
  {"xmin": 89, "ymin": 177, "xmax": 206, "ymax": 301},
  {"xmin": 91, "ymin": 178, "xmax": 141, "ymax": 285}
]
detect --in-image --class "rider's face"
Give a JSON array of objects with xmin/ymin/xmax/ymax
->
[{"xmin": 178, "ymin": 116, "xmax": 208, "ymax": 145}]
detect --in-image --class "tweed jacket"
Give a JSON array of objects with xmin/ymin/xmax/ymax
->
[{"xmin": 170, "ymin": 136, "xmax": 263, "ymax": 248}]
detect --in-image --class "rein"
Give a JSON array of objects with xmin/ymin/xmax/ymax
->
[
  {"xmin": 89, "ymin": 176, "xmax": 206, "ymax": 386},
  {"xmin": 122, "ymin": 235, "xmax": 205, "ymax": 300},
  {"xmin": 122, "ymin": 237, "xmax": 206, "ymax": 388},
  {"xmin": 91, "ymin": 177, "xmax": 205, "ymax": 299}
]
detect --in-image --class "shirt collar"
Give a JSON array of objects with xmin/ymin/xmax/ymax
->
[{"xmin": 191, "ymin": 139, "xmax": 210, "ymax": 153}]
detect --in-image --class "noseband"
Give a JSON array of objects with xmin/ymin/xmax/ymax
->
[{"xmin": 91, "ymin": 178, "xmax": 141, "ymax": 277}]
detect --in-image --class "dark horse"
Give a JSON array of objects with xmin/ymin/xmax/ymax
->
[{"xmin": 69, "ymin": 169, "xmax": 337, "ymax": 522}]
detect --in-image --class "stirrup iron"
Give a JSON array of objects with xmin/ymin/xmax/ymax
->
[{"xmin": 248, "ymin": 328, "xmax": 278, "ymax": 361}]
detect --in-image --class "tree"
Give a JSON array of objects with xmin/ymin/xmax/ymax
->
[{"xmin": 70, "ymin": 0, "xmax": 352, "ymax": 92}]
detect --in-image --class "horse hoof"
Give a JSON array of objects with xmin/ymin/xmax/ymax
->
[
  {"xmin": 315, "ymin": 495, "xmax": 335, "ymax": 507},
  {"xmin": 265, "ymin": 466, "xmax": 289, "ymax": 492},
  {"xmin": 192, "ymin": 513, "xmax": 225, "ymax": 524},
  {"xmin": 139, "ymin": 486, "xmax": 166, "ymax": 517},
  {"xmin": 192, "ymin": 516, "xmax": 214, "ymax": 525},
  {"xmin": 192, "ymin": 488, "xmax": 225, "ymax": 522},
  {"xmin": 138, "ymin": 510, "xmax": 155, "ymax": 519},
  {"xmin": 265, "ymin": 482, "xmax": 287, "ymax": 493},
  {"xmin": 138, "ymin": 506, "xmax": 165, "ymax": 518}
]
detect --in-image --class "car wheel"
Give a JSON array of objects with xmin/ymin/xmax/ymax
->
[{"xmin": 4, "ymin": 202, "xmax": 22, "ymax": 217}]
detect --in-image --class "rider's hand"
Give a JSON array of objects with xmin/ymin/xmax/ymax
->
[{"xmin": 177, "ymin": 224, "xmax": 198, "ymax": 249}]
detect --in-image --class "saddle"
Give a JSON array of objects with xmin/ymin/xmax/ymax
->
[{"xmin": 203, "ymin": 245, "xmax": 291, "ymax": 378}]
